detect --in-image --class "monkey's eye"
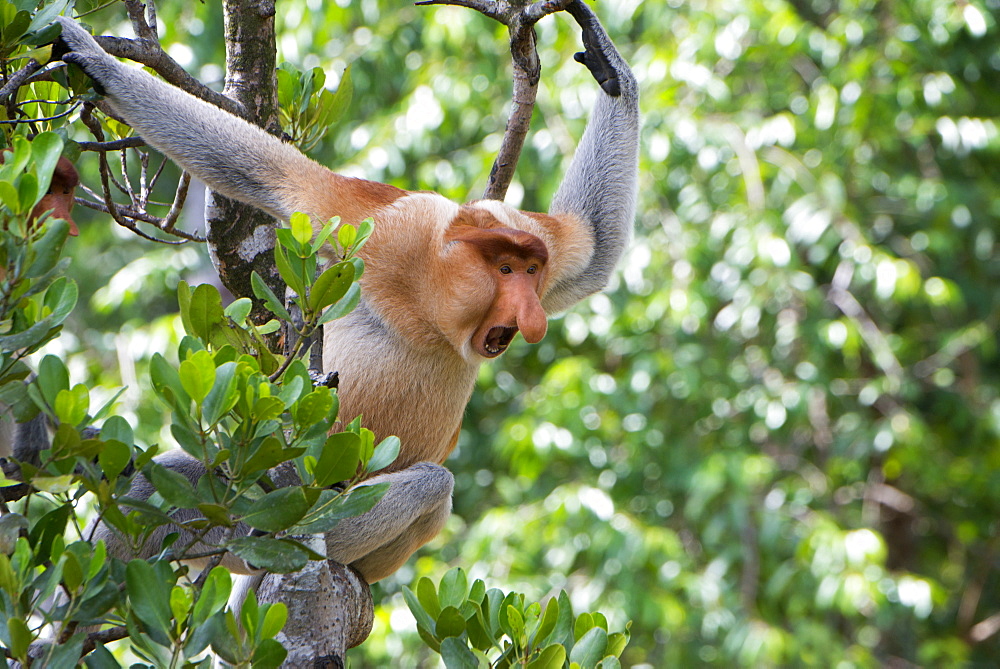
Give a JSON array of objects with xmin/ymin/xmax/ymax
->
[
  {"xmin": 527, "ymin": 265, "xmax": 537, "ymax": 275},
  {"xmin": 499, "ymin": 265, "xmax": 512, "ymax": 274}
]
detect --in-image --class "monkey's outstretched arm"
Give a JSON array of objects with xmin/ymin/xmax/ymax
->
[
  {"xmin": 53, "ymin": 17, "xmax": 401, "ymax": 225},
  {"xmin": 541, "ymin": 1, "xmax": 639, "ymax": 314}
]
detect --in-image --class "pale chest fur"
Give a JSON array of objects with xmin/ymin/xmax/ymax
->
[{"xmin": 322, "ymin": 303, "xmax": 480, "ymax": 473}]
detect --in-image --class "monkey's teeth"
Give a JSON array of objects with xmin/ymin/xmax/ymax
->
[{"xmin": 484, "ymin": 326, "xmax": 518, "ymax": 356}]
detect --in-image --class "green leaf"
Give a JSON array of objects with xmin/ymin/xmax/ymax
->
[
  {"xmin": 0, "ymin": 181, "xmax": 20, "ymax": 213},
  {"xmin": 417, "ymin": 575, "xmax": 441, "ymax": 619},
  {"xmin": 313, "ymin": 431, "xmax": 361, "ymax": 487},
  {"xmin": 170, "ymin": 585, "xmax": 193, "ymax": 625},
  {"xmin": 535, "ymin": 596, "xmax": 560, "ymax": 646},
  {"xmin": 251, "ymin": 638, "xmax": 288, "ymax": 668},
  {"xmin": 295, "ymin": 387, "xmax": 334, "ymax": 427},
  {"xmin": 83, "ymin": 643, "xmax": 118, "ymax": 669},
  {"xmin": 176, "ymin": 280, "xmax": 194, "ymax": 335},
  {"xmin": 227, "ymin": 536, "xmax": 308, "ymax": 573},
  {"xmin": 365, "ymin": 435, "xmax": 400, "ymax": 474},
  {"xmin": 308, "ymin": 261, "xmax": 354, "ymax": 312},
  {"xmin": 187, "ymin": 283, "xmax": 226, "ymax": 344},
  {"xmin": 148, "ymin": 462, "xmax": 199, "ymax": 509},
  {"xmin": 26, "ymin": 219, "xmax": 70, "ymax": 279},
  {"xmin": 98, "ymin": 439, "xmax": 132, "ymax": 482},
  {"xmin": 26, "ymin": 0, "xmax": 70, "ymax": 32},
  {"xmin": 290, "ymin": 211, "xmax": 313, "ymax": 248},
  {"xmin": 192, "ymin": 567, "xmax": 232, "ymax": 627},
  {"xmin": 6, "ymin": 616, "xmax": 32, "ymax": 660},
  {"xmin": 260, "ymin": 601, "xmax": 288, "ymax": 639},
  {"xmin": 436, "ymin": 606, "xmax": 466, "ymax": 639},
  {"xmin": 241, "ymin": 486, "xmax": 311, "ymax": 533},
  {"xmin": 273, "ymin": 242, "xmax": 306, "ymax": 298},
  {"xmin": 37, "ymin": 354, "xmax": 69, "ymax": 408},
  {"xmin": 150, "ymin": 353, "xmax": 190, "ymax": 410},
  {"xmin": 29, "ymin": 131, "xmax": 63, "ymax": 198},
  {"xmin": 317, "ymin": 282, "xmax": 361, "ymax": 325},
  {"xmin": 291, "ymin": 483, "xmax": 386, "ymax": 534},
  {"xmin": 606, "ymin": 629, "xmax": 629, "ymax": 658},
  {"xmin": 0, "ymin": 319, "xmax": 60, "ymax": 353},
  {"xmin": 203, "ymin": 361, "xmax": 239, "ymax": 426},
  {"xmin": 179, "ymin": 350, "xmax": 216, "ymax": 406},
  {"xmin": 252, "ymin": 396, "xmax": 286, "ymax": 423},
  {"xmin": 242, "ymin": 437, "xmax": 304, "ymax": 477},
  {"xmin": 337, "ymin": 223, "xmax": 357, "ymax": 250},
  {"xmin": 310, "ymin": 217, "xmax": 338, "ymax": 254},
  {"xmin": 41, "ymin": 276, "xmax": 78, "ymax": 326},
  {"xmin": 439, "ymin": 567, "xmax": 469, "ymax": 610},
  {"xmin": 527, "ymin": 644, "xmax": 567, "ymax": 669},
  {"xmin": 569, "ymin": 626, "xmax": 608, "ymax": 669},
  {"xmin": 100, "ymin": 415, "xmax": 134, "ymax": 446},
  {"xmin": 17, "ymin": 172, "xmax": 37, "ymax": 216},
  {"xmin": 251, "ymin": 271, "xmax": 293, "ymax": 322},
  {"xmin": 225, "ymin": 297, "xmax": 253, "ymax": 326},
  {"xmin": 439, "ymin": 636, "xmax": 480, "ymax": 669},
  {"xmin": 327, "ymin": 64, "xmax": 353, "ymax": 127},
  {"xmin": 52, "ymin": 383, "xmax": 88, "ymax": 426},
  {"xmin": 29, "ymin": 504, "xmax": 71, "ymax": 561},
  {"xmin": 125, "ymin": 559, "xmax": 173, "ymax": 638},
  {"xmin": 403, "ymin": 585, "xmax": 438, "ymax": 633}
]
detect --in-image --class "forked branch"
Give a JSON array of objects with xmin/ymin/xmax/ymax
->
[{"xmin": 416, "ymin": 0, "xmax": 574, "ymax": 200}]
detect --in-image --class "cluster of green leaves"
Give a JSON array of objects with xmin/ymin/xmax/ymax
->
[
  {"xmin": 404, "ymin": 568, "xmax": 629, "ymax": 669},
  {"xmin": 0, "ymin": 0, "xmax": 63, "ymax": 77},
  {"xmin": 0, "ymin": 135, "xmax": 395, "ymax": 666},
  {"xmin": 249, "ymin": 211, "xmax": 371, "ymax": 372},
  {"xmin": 0, "ymin": 132, "xmax": 77, "ymax": 426},
  {"xmin": 277, "ymin": 62, "xmax": 353, "ymax": 152}
]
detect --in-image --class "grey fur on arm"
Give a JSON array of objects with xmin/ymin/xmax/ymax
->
[
  {"xmin": 54, "ymin": 17, "xmax": 315, "ymax": 221},
  {"xmin": 542, "ymin": 1, "xmax": 639, "ymax": 314}
]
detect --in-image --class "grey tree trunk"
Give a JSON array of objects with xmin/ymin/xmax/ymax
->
[{"xmin": 215, "ymin": 2, "xmax": 375, "ymax": 665}]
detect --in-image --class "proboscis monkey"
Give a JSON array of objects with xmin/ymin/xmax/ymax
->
[{"xmin": 54, "ymin": 0, "xmax": 638, "ymax": 584}]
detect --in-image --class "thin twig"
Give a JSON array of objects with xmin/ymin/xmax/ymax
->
[
  {"xmin": 0, "ymin": 60, "xmax": 43, "ymax": 104},
  {"xmin": 77, "ymin": 137, "xmax": 146, "ymax": 152},
  {"xmin": 0, "ymin": 102, "xmax": 81, "ymax": 125},
  {"xmin": 417, "ymin": 0, "xmax": 574, "ymax": 201}
]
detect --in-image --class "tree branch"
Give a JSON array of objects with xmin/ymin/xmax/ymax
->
[
  {"xmin": 417, "ymin": 0, "xmax": 574, "ymax": 201},
  {"xmin": 93, "ymin": 36, "xmax": 245, "ymax": 118},
  {"xmin": 0, "ymin": 60, "xmax": 43, "ymax": 105}
]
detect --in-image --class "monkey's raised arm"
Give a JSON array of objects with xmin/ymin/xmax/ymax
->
[
  {"xmin": 54, "ymin": 17, "xmax": 402, "ymax": 225},
  {"xmin": 538, "ymin": 1, "xmax": 639, "ymax": 314}
]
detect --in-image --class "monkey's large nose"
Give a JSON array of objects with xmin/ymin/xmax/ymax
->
[{"xmin": 517, "ymin": 295, "xmax": 547, "ymax": 343}]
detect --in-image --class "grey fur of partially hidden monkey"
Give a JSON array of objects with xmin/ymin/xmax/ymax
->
[{"xmin": 54, "ymin": 0, "xmax": 638, "ymax": 585}]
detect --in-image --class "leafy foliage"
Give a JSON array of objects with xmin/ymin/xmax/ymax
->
[
  {"xmin": 0, "ymin": 133, "xmax": 385, "ymax": 665},
  {"xmin": 404, "ymin": 567, "xmax": 629, "ymax": 669},
  {"xmin": 5, "ymin": 0, "xmax": 1000, "ymax": 666}
]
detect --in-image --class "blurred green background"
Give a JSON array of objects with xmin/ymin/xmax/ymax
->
[{"xmin": 45, "ymin": 0, "xmax": 1000, "ymax": 665}]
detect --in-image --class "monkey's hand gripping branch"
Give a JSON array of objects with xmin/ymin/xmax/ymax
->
[
  {"xmin": 52, "ymin": 17, "xmax": 204, "ymax": 243},
  {"xmin": 416, "ymin": 0, "xmax": 632, "ymax": 202}
]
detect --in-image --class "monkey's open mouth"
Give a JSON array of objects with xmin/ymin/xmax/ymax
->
[{"xmin": 482, "ymin": 326, "xmax": 518, "ymax": 357}]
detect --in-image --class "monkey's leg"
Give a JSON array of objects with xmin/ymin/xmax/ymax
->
[
  {"xmin": 86, "ymin": 449, "xmax": 259, "ymax": 574},
  {"xmin": 325, "ymin": 462, "xmax": 454, "ymax": 584}
]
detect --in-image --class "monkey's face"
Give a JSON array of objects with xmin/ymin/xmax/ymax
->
[
  {"xmin": 472, "ymin": 253, "xmax": 547, "ymax": 358},
  {"xmin": 441, "ymin": 219, "xmax": 550, "ymax": 361}
]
